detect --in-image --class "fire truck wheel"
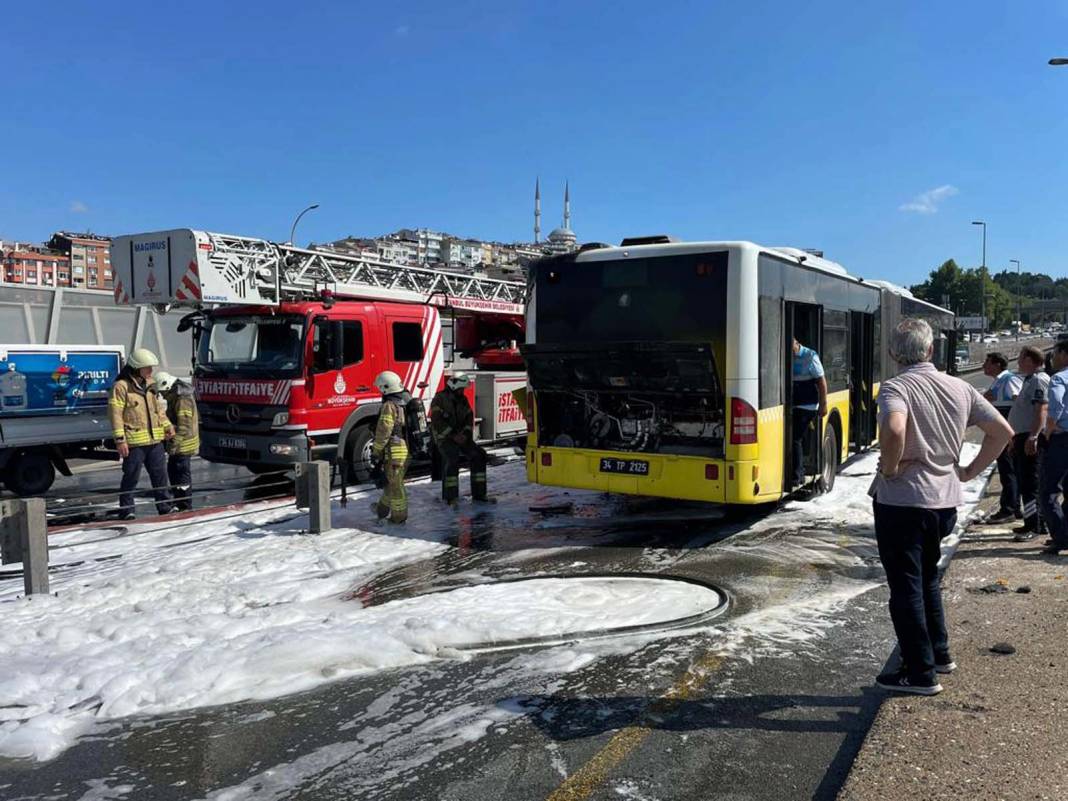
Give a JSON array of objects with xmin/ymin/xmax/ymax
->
[
  {"xmin": 345, "ymin": 425, "xmax": 376, "ymax": 484},
  {"xmin": 6, "ymin": 449, "xmax": 56, "ymax": 497}
]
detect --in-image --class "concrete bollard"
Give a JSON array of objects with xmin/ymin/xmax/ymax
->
[
  {"xmin": 295, "ymin": 461, "xmax": 331, "ymax": 534},
  {"xmin": 0, "ymin": 498, "xmax": 49, "ymax": 596}
]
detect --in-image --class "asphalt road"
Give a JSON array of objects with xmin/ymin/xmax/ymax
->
[{"xmin": 2, "ymin": 465, "xmax": 899, "ymax": 801}]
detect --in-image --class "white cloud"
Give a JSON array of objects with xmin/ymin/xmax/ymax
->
[
  {"xmin": 70, "ymin": 200, "xmax": 89, "ymax": 214},
  {"xmin": 898, "ymin": 185, "xmax": 958, "ymax": 214},
  {"xmin": 394, "ymin": 24, "xmax": 410, "ymax": 36}
]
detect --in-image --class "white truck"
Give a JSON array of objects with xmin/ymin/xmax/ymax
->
[{"xmin": 0, "ymin": 345, "xmax": 124, "ymax": 496}]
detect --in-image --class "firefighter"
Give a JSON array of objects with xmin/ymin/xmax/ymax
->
[
  {"xmin": 155, "ymin": 371, "xmax": 200, "ymax": 512},
  {"xmin": 430, "ymin": 373, "xmax": 492, "ymax": 506},
  {"xmin": 371, "ymin": 370, "xmax": 409, "ymax": 523},
  {"xmin": 108, "ymin": 348, "xmax": 175, "ymax": 520}
]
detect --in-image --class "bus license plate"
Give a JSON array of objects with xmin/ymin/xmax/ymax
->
[
  {"xmin": 218, "ymin": 436, "xmax": 247, "ymax": 449},
  {"xmin": 599, "ymin": 457, "xmax": 649, "ymax": 476}
]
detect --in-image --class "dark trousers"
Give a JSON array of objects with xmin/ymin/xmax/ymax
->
[
  {"xmin": 120, "ymin": 442, "xmax": 172, "ymax": 516},
  {"xmin": 994, "ymin": 408, "xmax": 1019, "ymax": 514},
  {"xmin": 1039, "ymin": 433, "xmax": 1068, "ymax": 548},
  {"xmin": 437, "ymin": 438, "xmax": 488, "ymax": 502},
  {"xmin": 873, "ymin": 500, "xmax": 957, "ymax": 683},
  {"xmin": 995, "ymin": 444, "xmax": 1019, "ymax": 514},
  {"xmin": 1012, "ymin": 433, "xmax": 1043, "ymax": 531},
  {"xmin": 167, "ymin": 454, "xmax": 192, "ymax": 509},
  {"xmin": 792, "ymin": 407, "xmax": 817, "ymax": 488}
]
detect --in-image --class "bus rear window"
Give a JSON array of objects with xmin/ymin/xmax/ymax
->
[{"xmin": 535, "ymin": 251, "xmax": 728, "ymax": 346}]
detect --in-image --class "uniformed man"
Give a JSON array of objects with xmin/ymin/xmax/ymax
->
[
  {"xmin": 155, "ymin": 371, "xmax": 200, "ymax": 512},
  {"xmin": 791, "ymin": 337, "xmax": 828, "ymax": 494},
  {"xmin": 430, "ymin": 373, "xmax": 492, "ymax": 506},
  {"xmin": 371, "ymin": 370, "xmax": 409, "ymax": 523},
  {"xmin": 108, "ymin": 348, "xmax": 174, "ymax": 519}
]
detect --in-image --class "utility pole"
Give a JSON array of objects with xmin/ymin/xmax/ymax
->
[
  {"xmin": 1010, "ymin": 259, "xmax": 1021, "ymax": 341},
  {"xmin": 972, "ymin": 221, "xmax": 987, "ymax": 331}
]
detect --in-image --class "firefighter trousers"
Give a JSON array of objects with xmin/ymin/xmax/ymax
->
[
  {"xmin": 375, "ymin": 458, "xmax": 409, "ymax": 523},
  {"xmin": 167, "ymin": 454, "xmax": 192, "ymax": 510},
  {"xmin": 438, "ymin": 438, "xmax": 488, "ymax": 502},
  {"xmin": 120, "ymin": 442, "xmax": 173, "ymax": 516}
]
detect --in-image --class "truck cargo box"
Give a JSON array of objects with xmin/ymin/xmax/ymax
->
[{"xmin": 0, "ymin": 345, "xmax": 124, "ymax": 418}]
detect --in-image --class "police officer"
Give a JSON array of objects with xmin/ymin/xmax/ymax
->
[
  {"xmin": 109, "ymin": 348, "xmax": 174, "ymax": 519},
  {"xmin": 371, "ymin": 370, "xmax": 409, "ymax": 523},
  {"xmin": 791, "ymin": 337, "xmax": 828, "ymax": 494},
  {"xmin": 155, "ymin": 371, "xmax": 200, "ymax": 512},
  {"xmin": 430, "ymin": 373, "xmax": 492, "ymax": 506}
]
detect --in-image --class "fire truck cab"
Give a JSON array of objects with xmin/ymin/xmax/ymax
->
[{"xmin": 111, "ymin": 228, "xmax": 528, "ymax": 480}]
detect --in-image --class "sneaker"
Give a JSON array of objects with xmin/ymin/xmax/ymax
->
[
  {"xmin": 934, "ymin": 659, "xmax": 957, "ymax": 674},
  {"xmin": 1013, "ymin": 523, "xmax": 1036, "ymax": 535},
  {"xmin": 118, "ymin": 511, "xmax": 136, "ymax": 521},
  {"xmin": 1013, "ymin": 530, "xmax": 1036, "ymax": 542},
  {"xmin": 986, "ymin": 509, "xmax": 1016, "ymax": 525},
  {"xmin": 1041, "ymin": 544, "xmax": 1065, "ymax": 555},
  {"xmin": 876, "ymin": 669, "xmax": 943, "ymax": 696},
  {"xmin": 444, "ymin": 498, "xmax": 459, "ymax": 508},
  {"xmin": 472, "ymin": 496, "xmax": 497, "ymax": 504}
]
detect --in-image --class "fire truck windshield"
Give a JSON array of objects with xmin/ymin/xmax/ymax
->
[{"xmin": 196, "ymin": 315, "xmax": 305, "ymax": 377}]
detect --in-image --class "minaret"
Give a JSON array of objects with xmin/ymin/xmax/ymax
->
[
  {"xmin": 534, "ymin": 178, "xmax": 541, "ymax": 243},
  {"xmin": 563, "ymin": 181, "xmax": 571, "ymax": 230}
]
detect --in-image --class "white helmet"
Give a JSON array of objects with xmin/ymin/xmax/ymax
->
[
  {"xmin": 374, "ymin": 370, "xmax": 404, "ymax": 395},
  {"xmin": 155, "ymin": 371, "xmax": 178, "ymax": 392},
  {"xmin": 127, "ymin": 348, "xmax": 160, "ymax": 369},
  {"xmin": 447, "ymin": 372, "xmax": 471, "ymax": 390}
]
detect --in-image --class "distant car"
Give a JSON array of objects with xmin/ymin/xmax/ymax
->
[{"xmin": 983, "ymin": 336, "xmax": 999, "ymax": 344}]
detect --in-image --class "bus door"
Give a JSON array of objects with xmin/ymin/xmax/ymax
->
[
  {"xmin": 849, "ymin": 311, "xmax": 876, "ymax": 449},
  {"xmin": 783, "ymin": 302, "xmax": 823, "ymax": 492}
]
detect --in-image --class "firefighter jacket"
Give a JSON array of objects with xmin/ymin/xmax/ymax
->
[
  {"xmin": 164, "ymin": 380, "xmax": 200, "ymax": 456},
  {"xmin": 108, "ymin": 371, "xmax": 173, "ymax": 447},
  {"xmin": 430, "ymin": 388, "xmax": 474, "ymax": 445},
  {"xmin": 373, "ymin": 395, "xmax": 408, "ymax": 462}
]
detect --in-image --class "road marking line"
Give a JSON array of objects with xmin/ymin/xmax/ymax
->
[{"xmin": 545, "ymin": 652, "xmax": 724, "ymax": 801}]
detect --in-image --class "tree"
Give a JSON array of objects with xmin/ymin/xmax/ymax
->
[{"xmin": 911, "ymin": 259, "xmax": 1016, "ymax": 327}]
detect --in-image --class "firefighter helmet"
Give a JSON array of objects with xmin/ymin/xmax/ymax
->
[
  {"xmin": 127, "ymin": 348, "xmax": 160, "ymax": 369},
  {"xmin": 447, "ymin": 372, "xmax": 471, "ymax": 390},
  {"xmin": 374, "ymin": 370, "xmax": 404, "ymax": 395},
  {"xmin": 154, "ymin": 371, "xmax": 177, "ymax": 392}
]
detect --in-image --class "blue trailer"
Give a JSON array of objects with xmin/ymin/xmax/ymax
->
[{"xmin": 0, "ymin": 345, "xmax": 125, "ymax": 496}]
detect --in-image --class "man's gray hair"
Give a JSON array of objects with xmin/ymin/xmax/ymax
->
[{"xmin": 890, "ymin": 318, "xmax": 934, "ymax": 365}]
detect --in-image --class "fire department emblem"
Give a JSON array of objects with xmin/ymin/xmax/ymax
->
[
  {"xmin": 333, "ymin": 374, "xmax": 347, "ymax": 394},
  {"xmin": 226, "ymin": 403, "xmax": 241, "ymax": 424}
]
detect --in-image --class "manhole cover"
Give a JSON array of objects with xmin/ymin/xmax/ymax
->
[{"xmin": 361, "ymin": 575, "xmax": 729, "ymax": 652}]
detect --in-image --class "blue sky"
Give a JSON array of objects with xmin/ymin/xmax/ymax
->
[{"xmin": 3, "ymin": 1, "xmax": 1068, "ymax": 286}]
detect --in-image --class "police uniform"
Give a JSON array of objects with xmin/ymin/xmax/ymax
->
[
  {"xmin": 791, "ymin": 344, "xmax": 825, "ymax": 489},
  {"xmin": 430, "ymin": 386, "xmax": 488, "ymax": 503},
  {"xmin": 372, "ymin": 393, "xmax": 409, "ymax": 523},
  {"xmin": 109, "ymin": 369, "xmax": 174, "ymax": 516},
  {"xmin": 164, "ymin": 379, "xmax": 200, "ymax": 511}
]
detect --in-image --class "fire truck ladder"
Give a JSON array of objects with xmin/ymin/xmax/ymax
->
[{"xmin": 201, "ymin": 231, "xmax": 527, "ymax": 308}]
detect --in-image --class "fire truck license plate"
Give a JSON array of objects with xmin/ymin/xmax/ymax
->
[
  {"xmin": 218, "ymin": 436, "xmax": 247, "ymax": 449},
  {"xmin": 599, "ymin": 457, "xmax": 649, "ymax": 476}
]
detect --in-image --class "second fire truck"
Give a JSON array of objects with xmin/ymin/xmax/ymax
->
[{"xmin": 110, "ymin": 229, "xmax": 527, "ymax": 480}]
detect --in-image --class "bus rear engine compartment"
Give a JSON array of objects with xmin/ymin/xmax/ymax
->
[
  {"xmin": 537, "ymin": 390, "xmax": 724, "ymax": 456},
  {"xmin": 522, "ymin": 341, "xmax": 725, "ymax": 457}
]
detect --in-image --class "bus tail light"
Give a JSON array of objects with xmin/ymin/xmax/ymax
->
[
  {"xmin": 705, "ymin": 464, "xmax": 719, "ymax": 480},
  {"xmin": 526, "ymin": 391, "xmax": 535, "ymax": 433},
  {"xmin": 730, "ymin": 397, "xmax": 758, "ymax": 445},
  {"xmin": 541, "ymin": 452, "xmax": 552, "ymax": 467}
]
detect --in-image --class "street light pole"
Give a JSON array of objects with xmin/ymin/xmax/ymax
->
[
  {"xmin": 972, "ymin": 220, "xmax": 987, "ymax": 332},
  {"xmin": 288, "ymin": 203, "xmax": 320, "ymax": 247},
  {"xmin": 1010, "ymin": 259, "xmax": 1021, "ymax": 341}
]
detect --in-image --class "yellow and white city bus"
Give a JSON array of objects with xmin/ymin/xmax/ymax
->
[{"xmin": 521, "ymin": 237, "xmax": 956, "ymax": 505}]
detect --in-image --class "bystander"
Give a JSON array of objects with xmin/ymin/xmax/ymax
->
[{"xmin": 869, "ymin": 319, "xmax": 1012, "ymax": 695}]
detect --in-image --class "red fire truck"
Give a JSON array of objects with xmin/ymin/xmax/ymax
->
[{"xmin": 110, "ymin": 229, "xmax": 527, "ymax": 479}]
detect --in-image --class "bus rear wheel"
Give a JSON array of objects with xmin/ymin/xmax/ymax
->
[{"xmin": 818, "ymin": 423, "xmax": 839, "ymax": 495}]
